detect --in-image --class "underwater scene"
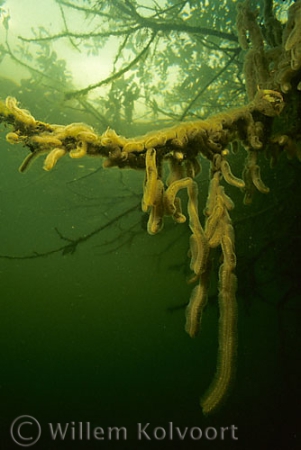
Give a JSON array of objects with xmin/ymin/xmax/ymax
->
[{"xmin": 0, "ymin": 0, "xmax": 300, "ymax": 449}]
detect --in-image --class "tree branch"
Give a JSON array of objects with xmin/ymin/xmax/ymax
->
[{"xmin": 64, "ymin": 31, "xmax": 157, "ymax": 99}]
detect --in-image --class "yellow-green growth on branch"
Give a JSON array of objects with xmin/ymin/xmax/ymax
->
[{"xmin": 1, "ymin": 0, "xmax": 301, "ymax": 416}]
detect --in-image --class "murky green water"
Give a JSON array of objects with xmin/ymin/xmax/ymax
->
[
  {"xmin": 0, "ymin": 123, "xmax": 300, "ymax": 449},
  {"xmin": 0, "ymin": 0, "xmax": 300, "ymax": 448}
]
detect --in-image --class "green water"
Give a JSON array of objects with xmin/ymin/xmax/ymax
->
[
  {"xmin": 0, "ymin": 127, "xmax": 300, "ymax": 449},
  {"xmin": 0, "ymin": 0, "xmax": 300, "ymax": 447}
]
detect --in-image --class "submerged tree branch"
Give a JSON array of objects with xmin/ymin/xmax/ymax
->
[
  {"xmin": 0, "ymin": 203, "xmax": 140, "ymax": 260},
  {"xmin": 64, "ymin": 31, "xmax": 157, "ymax": 99}
]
